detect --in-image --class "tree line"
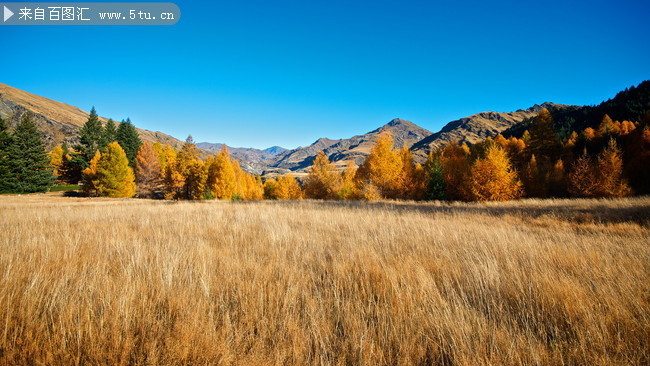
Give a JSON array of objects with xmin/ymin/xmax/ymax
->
[
  {"xmin": 1, "ymin": 107, "xmax": 648, "ymax": 201},
  {"xmin": 301, "ymin": 108, "xmax": 648, "ymax": 201}
]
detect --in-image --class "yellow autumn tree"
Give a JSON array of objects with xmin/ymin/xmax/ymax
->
[
  {"xmin": 397, "ymin": 147, "xmax": 425, "ymax": 200},
  {"xmin": 547, "ymin": 159, "xmax": 567, "ymax": 196},
  {"xmin": 96, "ymin": 142, "xmax": 136, "ymax": 198},
  {"xmin": 336, "ymin": 160, "xmax": 359, "ymax": 200},
  {"xmin": 230, "ymin": 159, "xmax": 263, "ymax": 200},
  {"xmin": 263, "ymin": 178, "xmax": 279, "ymax": 199},
  {"xmin": 162, "ymin": 146, "xmax": 183, "ymax": 200},
  {"xmin": 522, "ymin": 154, "xmax": 547, "ymax": 197},
  {"xmin": 135, "ymin": 141, "xmax": 163, "ymax": 198},
  {"xmin": 275, "ymin": 174, "xmax": 302, "ymax": 199},
  {"xmin": 163, "ymin": 136, "xmax": 199, "ymax": 200},
  {"xmin": 593, "ymin": 139, "xmax": 632, "ymax": 197},
  {"xmin": 82, "ymin": 150, "xmax": 102, "ymax": 197},
  {"xmin": 207, "ymin": 146, "xmax": 237, "ymax": 200},
  {"xmin": 597, "ymin": 115, "xmax": 619, "ymax": 136},
  {"xmin": 305, "ymin": 151, "xmax": 339, "ymax": 199},
  {"xmin": 184, "ymin": 159, "xmax": 207, "ymax": 200},
  {"xmin": 468, "ymin": 145, "xmax": 522, "ymax": 202},
  {"xmin": 49, "ymin": 145, "xmax": 65, "ymax": 180},
  {"xmin": 358, "ymin": 131, "xmax": 402, "ymax": 199},
  {"xmin": 439, "ymin": 141, "xmax": 471, "ymax": 200}
]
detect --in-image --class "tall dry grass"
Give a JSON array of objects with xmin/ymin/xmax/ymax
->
[{"xmin": 0, "ymin": 194, "xmax": 648, "ymax": 365}]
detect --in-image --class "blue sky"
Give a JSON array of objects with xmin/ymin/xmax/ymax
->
[{"xmin": 3, "ymin": 0, "xmax": 649, "ymax": 149}]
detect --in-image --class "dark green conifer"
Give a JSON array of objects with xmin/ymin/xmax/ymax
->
[{"xmin": 1, "ymin": 114, "xmax": 54, "ymax": 193}]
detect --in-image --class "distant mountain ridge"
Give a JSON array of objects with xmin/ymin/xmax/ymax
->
[
  {"xmin": 4, "ymin": 81, "xmax": 641, "ymax": 177},
  {"xmin": 410, "ymin": 102, "xmax": 573, "ymax": 160},
  {"xmin": 266, "ymin": 118, "xmax": 432, "ymax": 174}
]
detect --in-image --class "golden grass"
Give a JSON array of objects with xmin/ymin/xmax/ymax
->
[{"xmin": 0, "ymin": 194, "xmax": 648, "ymax": 365}]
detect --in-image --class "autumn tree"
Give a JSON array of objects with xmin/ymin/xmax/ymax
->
[
  {"xmin": 467, "ymin": 145, "xmax": 522, "ymax": 202},
  {"xmin": 82, "ymin": 150, "xmax": 102, "ymax": 197},
  {"xmin": 527, "ymin": 108, "xmax": 561, "ymax": 162},
  {"xmin": 522, "ymin": 155, "xmax": 547, "ymax": 197},
  {"xmin": 274, "ymin": 174, "xmax": 302, "ymax": 199},
  {"xmin": 568, "ymin": 151, "xmax": 598, "ymax": 197},
  {"xmin": 397, "ymin": 147, "xmax": 425, "ymax": 200},
  {"xmin": 583, "ymin": 127, "xmax": 597, "ymax": 141},
  {"xmin": 164, "ymin": 136, "xmax": 198, "ymax": 200},
  {"xmin": 439, "ymin": 142, "xmax": 471, "ymax": 200},
  {"xmin": 184, "ymin": 159, "xmax": 207, "ymax": 200},
  {"xmin": 357, "ymin": 131, "xmax": 402, "ymax": 199},
  {"xmin": 135, "ymin": 141, "xmax": 163, "ymax": 198},
  {"xmin": 597, "ymin": 115, "xmax": 618, "ymax": 136},
  {"xmin": 161, "ymin": 145, "xmax": 183, "ymax": 200},
  {"xmin": 263, "ymin": 178, "xmax": 279, "ymax": 199},
  {"xmin": 1, "ymin": 114, "xmax": 55, "ymax": 193},
  {"xmin": 593, "ymin": 139, "xmax": 632, "ymax": 197},
  {"xmin": 305, "ymin": 151, "xmax": 339, "ymax": 199},
  {"xmin": 207, "ymin": 146, "xmax": 237, "ymax": 200},
  {"xmin": 49, "ymin": 145, "xmax": 66, "ymax": 181},
  {"xmin": 548, "ymin": 159, "xmax": 567, "ymax": 197},
  {"xmin": 96, "ymin": 142, "xmax": 136, "ymax": 198},
  {"xmin": 336, "ymin": 161, "xmax": 359, "ymax": 200}
]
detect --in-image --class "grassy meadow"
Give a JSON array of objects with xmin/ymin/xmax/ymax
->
[{"xmin": 0, "ymin": 194, "xmax": 648, "ymax": 365}]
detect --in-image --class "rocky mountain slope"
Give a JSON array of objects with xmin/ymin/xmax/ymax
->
[
  {"xmin": 410, "ymin": 102, "xmax": 572, "ymax": 160},
  {"xmin": 0, "ymin": 83, "xmax": 184, "ymax": 149},
  {"xmin": 267, "ymin": 119, "xmax": 432, "ymax": 174}
]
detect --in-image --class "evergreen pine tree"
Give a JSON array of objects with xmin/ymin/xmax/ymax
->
[
  {"xmin": 102, "ymin": 119, "xmax": 117, "ymax": 148},
  {"xmin": 1, "ymin": 114, "xmax": 55, "ymax": 193},
  {"xmin": 424, "ymin": 151, "xmax": 446, "ymax": 200},
  {"xmin": 116, "ymin": 118, "xmax": 142, "ymax": 167},
  {"xmin": 73, "ymin": 107, "xmax": 104, "ymax": 168},
  {"xmin": 0, "ymin": 117, "xmax": 13, "ymax": 190}
]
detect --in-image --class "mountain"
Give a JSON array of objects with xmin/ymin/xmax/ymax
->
[
  {"xmin": 0, "ymin": 83, "xmax": 185, "ymax": 149},
  {"xmin": 263, "ymin": 146, "xmax": 288, "ymax": 156},
  {"xmin": 410, "ymin": 102, "xmax": 573, "ymax": 160},
  {"xmin": 196, "ymin": 142, "xmax": 288, "ymax": 174},
  {"xmin": 503, "ymin": 80, "xmax": 650, "ymax": 138},
  {"xmin": 267, "ymin": 119, "xmax": 432, "ymax": 174}
]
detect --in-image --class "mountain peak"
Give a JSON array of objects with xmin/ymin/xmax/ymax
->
[{"xmin": 385, "ymin": 118, "xmax": 414, "ymax": 127}]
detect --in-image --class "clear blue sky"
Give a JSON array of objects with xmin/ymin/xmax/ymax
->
[{"xmin": 3, "ymin": 0, "xmax": 649, "ymax": 149}]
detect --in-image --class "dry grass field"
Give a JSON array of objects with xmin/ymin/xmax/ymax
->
[{"xmin": 0, "ymin": 194, "xmax": 648, "ymax": 365}]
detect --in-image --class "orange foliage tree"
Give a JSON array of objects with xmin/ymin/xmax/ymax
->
[
  {"xmin": 467, "ymin": 145, "xmax": 522, "ymax": 202},
  {"xmin": 135, "ymin": 141, "xmax": 163, "ymax": 198},
  {"xmin": 439, "ymin": 142, "xmax": 471, "ymax": 200},
  {"xmin": 304, "ymin": 151, "xmax": 339, "ymax": 199},
  {"xmin": 568, "ymin": 151, "xmax": 598, "ymax": 197},
  {"xmin": 593, "ymin": 139, "xmax": 632, "ymax": 197},
  {"xmin": 82, "ymin": 150, "xmax": 102, "ymax": 196},
  {"xmin": 207, "ymin": 146, "xmax": 237, "ymax": 200},
  {"xmin": 357, "ymin": 131, "xmax": 402, "ymax": 199}
]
